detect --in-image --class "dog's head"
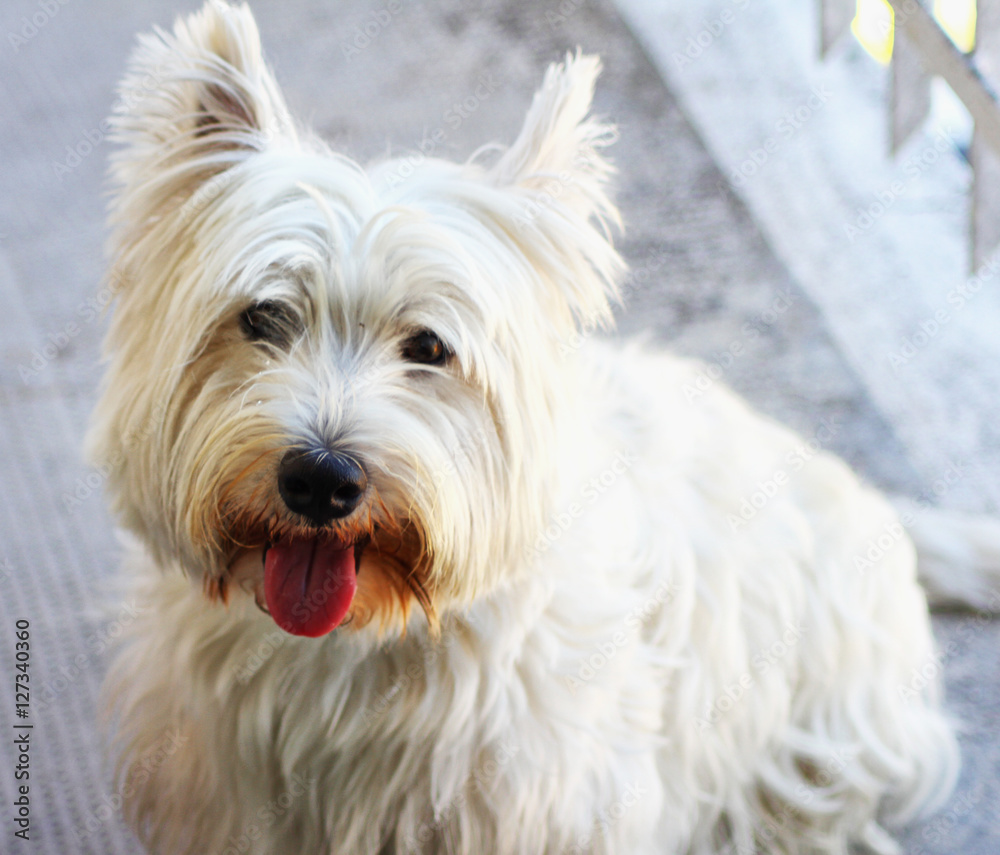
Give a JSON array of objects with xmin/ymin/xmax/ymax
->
[{"xmin": 89, "ymin": 0, "xmax": 623, "ymax": 637}]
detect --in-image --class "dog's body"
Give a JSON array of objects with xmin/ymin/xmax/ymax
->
[
  {"xmin": 93, "ymin": 4, "xmax": 996, "ymax": 853},
  {"xmin": 108, "ymin": 341, "xmax": 957, "ymax": 855}
]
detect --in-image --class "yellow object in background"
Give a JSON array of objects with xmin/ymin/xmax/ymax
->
[
  {"xmin": 934, "ymin": 0, "xmax": 976, "ymax": 52},
  {"xmin": 852, "ymin": 0, "xmax": 894, "ymax": 64},
  {"xmin": 851, "ymin": 0, "xmax": 976, "ymax": 64}
]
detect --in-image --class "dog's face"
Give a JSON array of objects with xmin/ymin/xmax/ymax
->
[{"xmin": 89, "ymin": 1, "xmax": 622, "ymax": 637}]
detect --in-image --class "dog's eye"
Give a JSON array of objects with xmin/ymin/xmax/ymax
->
[
  {"xmin": 239, "ymin": 301, "xmax": 298, "ymax": 348},
  {"xmin": 401, "ymin": 330, "xmax": 449, "ymax": 366}
]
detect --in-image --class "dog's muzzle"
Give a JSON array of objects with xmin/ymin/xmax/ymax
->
[{"xmin": 258, "ymin": 447, "xmax": 369, "ymax": 637}]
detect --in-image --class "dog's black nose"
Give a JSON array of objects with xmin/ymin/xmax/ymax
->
[{"xmin": 277, "ymin": 449, "xmax": 367, "ymax": 525}]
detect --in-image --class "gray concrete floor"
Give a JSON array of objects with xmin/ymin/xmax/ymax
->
[{"xmin": 0, "ymin": 1, "xmax": 996, "ymax": 853}]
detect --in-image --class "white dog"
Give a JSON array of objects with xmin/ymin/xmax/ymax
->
[{"xmin": 91, "ymin": 3, "xmax": 1000, "ymax": 853}]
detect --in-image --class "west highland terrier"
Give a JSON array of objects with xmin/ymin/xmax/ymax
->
[{"xmin": 90, "ymin": 3, "xmax": 1000, "ymax": 853}]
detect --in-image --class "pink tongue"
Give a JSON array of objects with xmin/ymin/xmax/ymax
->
[{"xmin": 264, "ymin": 539, "xmax": 357, "ymax": 637}]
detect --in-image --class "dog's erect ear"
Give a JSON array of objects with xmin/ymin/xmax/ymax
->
[
  {"xmin": 493, "ymin": 53, "xmax": 617, "ymax": 220},
  {"xmin": 109, "ymin": 1, "xmax": 295, "ymax": 240},
  {"xmin": 491, "ymin": 53, "xmax": 624, "ymax": 329}
]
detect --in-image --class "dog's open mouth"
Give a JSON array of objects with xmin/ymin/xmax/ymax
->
[
  {"xmin": 261, "ymin": 537, "xmax": 365, "ymax": 637},
  {"xmin": 222, "ymin": 512, "xmax": 434, "ymax": 636}
]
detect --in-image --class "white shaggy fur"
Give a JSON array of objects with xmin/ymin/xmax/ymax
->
[{"xmin": 90, "ymin": 3, "xmax": 999, "ymax": 854}]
